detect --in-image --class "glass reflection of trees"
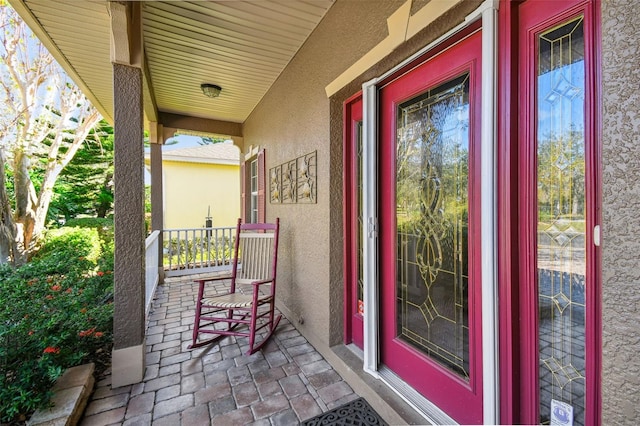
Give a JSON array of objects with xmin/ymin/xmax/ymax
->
[
  {"xmin": 537, "ymin": 128, "xmax": 585, "ymax": 223},
  {"xmin": 395, "ymin": 72, "xmax": 471, "ymax": 379}
]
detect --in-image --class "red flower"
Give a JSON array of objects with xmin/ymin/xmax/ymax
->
[
  {"xmin": 45, "ymin": 295, "xmax": 54, "ymax": 300},
  {"xmin": 80, "ymin": 308, "xmax": 87, "ymax": 314},
  {"xmin": 96, "ymin": 271, "xmax": 105, "ymax": 277},
  {"xmin": 65, "ymin": 288, "xmax": 72, "ymax": 294},
  {"xmin": 51, "ymin": 285, "xmax": 61, "ymax": 292},
  {"xmin": 79, "ymin": 327, "xmax": 96, "ymax": 337},
  {"xmin": 93, "ymin": 332, "xmax": 104, "ymax": 338},
  {"xmin": 43, "ymin": 347, "xmax": 60, "ymax": 354},
  {"xmin": 28, "ymin": 330, "xmax": 34, "ymax": 336}
]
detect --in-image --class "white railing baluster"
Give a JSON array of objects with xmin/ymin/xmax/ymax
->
[
  {"xmin": 206, "ymin": 229, "xmax": 210, "ymax": 267},
  {"xmin": 168, "ymin": 230, "xmax": 174, "ymax": 271},
  {"xmin": 177, "ymin": 230, "xmax": 182, "ymax": 269},
  {"xmin": 200, "ymin": 229, "xmax": 203, "ymax": 267},
  {"xmin": 214, "ymin": 228, "xmax": 220, "ymax": 266},
  {"xmin": 161, "ymin": 226, "xmax": 235, "ymax": 277}
]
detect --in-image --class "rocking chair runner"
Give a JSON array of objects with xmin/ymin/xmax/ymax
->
[{"xmin": 189, "ymin": 218, "xmax": 281, "ymax": 355}]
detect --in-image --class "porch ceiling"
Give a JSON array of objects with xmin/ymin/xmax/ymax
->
[{"xmin": 9, "ymin": 0, "xmax": 334, "ymax": 129}]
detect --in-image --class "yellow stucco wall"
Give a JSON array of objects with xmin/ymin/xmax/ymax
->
[{"xmin": 162, "ymin": 160, "xmax": 240, "ymax": 230}]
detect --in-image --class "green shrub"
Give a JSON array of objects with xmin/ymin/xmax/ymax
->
[
  {"xmin": 64, "ymin": 217, "xmax": 112, "ymax": 229},
  {"xmin": 0, "ymin": 225, "xmax": 114, "ymax": 423},
  {"xmin": 65, "ymin": 217, "xmax": 114, "ymax": 247},
  {"xmin": 36, "ymin": 227, "xmax": 102, "ymax": 264}
]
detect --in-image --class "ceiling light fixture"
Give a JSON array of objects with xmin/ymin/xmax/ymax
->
[{"xmin": 200, "ymin": 83, "xmax": 222, "ymax": 98}]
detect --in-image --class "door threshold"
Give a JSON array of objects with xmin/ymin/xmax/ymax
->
[
  {"xmin": 378, "ymin": 365, "xmax": 458, "ymax": 425},
  {"xmin": 346, "ymin": 343, "xmax": 364, "ymax": 359}
]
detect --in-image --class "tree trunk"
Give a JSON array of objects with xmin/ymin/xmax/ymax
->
[
  {"xmin": 0, "ymin": 148, "xmax": 17, "ymax": 264},
  {"xmin": 12, "ymin": 150, "xmax": 36, "ymax": 262},
  {"xmin": 97, "ymin": 171, "xmax": 114, "ymax": 218}
]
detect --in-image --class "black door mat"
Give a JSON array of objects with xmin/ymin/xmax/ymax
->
[{"xmin": 301, "ymin": 397, "xmax": 389, "ymax": 426}]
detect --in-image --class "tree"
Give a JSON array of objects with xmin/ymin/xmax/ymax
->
[
  {"xmin": 48, "ymin": 122, "xmax": 114, "ymax": 221},
  {"xmin": 200, "ymin": 136, "xmax": 228, "ymax": 145},
  {"xmin": 0, "ymin": 2, "xmax": 102, "ymax": 264}
]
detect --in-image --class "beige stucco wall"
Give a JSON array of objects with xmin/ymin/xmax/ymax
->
[
  {"xmin": 242, "ymin": 0, "xmax": 401, "ymax": 345},
  {"xmin": 162, "ymin": 161, "xmax": 240, "ymax": 229},
  {"xmin": 243, "ymin": 0, "xmax": 479, "ymax": 348},
  {"xmin": 601, "ymin": 0, "xmax": 640, "ymax": 422}
]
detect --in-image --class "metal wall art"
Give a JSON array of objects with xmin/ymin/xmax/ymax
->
[{"xmin": 270, "ymin": 150, "xmax": 316, "ymax": 204}]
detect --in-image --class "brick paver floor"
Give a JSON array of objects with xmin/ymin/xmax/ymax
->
[{"xmin": 80, "ymin": 275, "xmax": 359, "ymax": 425}]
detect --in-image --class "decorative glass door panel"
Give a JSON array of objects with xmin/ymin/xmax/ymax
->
[
  {"xmin": 537, "ymin": 17, "xmax": 587, "ymax": 425},
  {"xmin": 396, "ymin": 73, "xmax": 470, "ymax": 380},
  {"xmin": 379, "ymin": 30, "xmax": 482, "ymax": 425},
  {"xmin": 518, "ymin": 1, "xmax": 599, "ymax": 424}
]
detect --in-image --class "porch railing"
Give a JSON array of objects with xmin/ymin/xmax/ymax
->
[
  {"xmin": 163, "ymin": 226, "xmax": 235, "ymax": 277},
  {"xmin": 145, "ymin": 230, "xmax": 160, "ymax": 315}
]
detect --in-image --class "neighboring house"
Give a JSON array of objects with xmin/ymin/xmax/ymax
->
[
  {"xmin": 144, "ymin": 143, "xmax": 240, "ymax": 229},
  {"xmin": 10, "ymin": 0, "xmax": 639, "ymax": 425}
]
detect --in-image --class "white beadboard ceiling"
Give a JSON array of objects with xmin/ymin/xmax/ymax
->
[{"xmin": 12, "ymin": 0, "xmax": 334, "ymax": 125}]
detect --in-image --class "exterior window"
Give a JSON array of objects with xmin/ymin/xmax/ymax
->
[
  {"xmin": 250, "ymin": 159, "xmax": 258, "ymax": 223},
  {"xmin": 241, "ymin": 148, "xmax": 265, "ymax": 224}
]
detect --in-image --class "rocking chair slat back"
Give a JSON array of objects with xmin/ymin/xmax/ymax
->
[{"xmin": 237, "ymin": 233, "xmax": 274, "ymax": 282}]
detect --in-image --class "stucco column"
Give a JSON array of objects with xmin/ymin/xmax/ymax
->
[
  {"xmin": 112, "ymin": 62, "xmax": 146, "ymax": 388},
  {"xmin": 150, "ymin": 129, "xmax": 164, "ymax": 232},
  {"xmin": 149, "ymin": 123, "xmax": 165, "ymax": 281}
]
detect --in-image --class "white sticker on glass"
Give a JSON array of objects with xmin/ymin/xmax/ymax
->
[{"xmin": 550, "ymin": 399, "xmax": 573, "ymax": 426}]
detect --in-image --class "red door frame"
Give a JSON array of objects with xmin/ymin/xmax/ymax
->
[
  {"xmin": 379, "ymin": 30, "xmax": 483, "ymax": 426},
  {"xmin": 497, "ymin": 1, "xmax": 521, "ymax": 422},
  {"xmin": 343, "ymin": 92, "xmax": 364, "ymax": 348},
  {"xmin": 498, "ymin": 0, "xmax": 602, "ymax": 424}
]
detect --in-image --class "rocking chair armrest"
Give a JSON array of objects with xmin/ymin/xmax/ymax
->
[
  {"xmin": 250, "ymin": 278, "xmax": 275, "ymax": 287},
  {"xmin": 194, "ymin": 275, "xmax": 232, "ymax": 284}
]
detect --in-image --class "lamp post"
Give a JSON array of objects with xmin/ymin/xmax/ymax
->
[{"xmin": 205, "ymin": 205, "xmax": 212, "ymax": 238}]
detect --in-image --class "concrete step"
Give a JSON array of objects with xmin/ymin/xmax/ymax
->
[{"xmin": 28, "ymin": 363, "xmax": 95, "ymax": 426}]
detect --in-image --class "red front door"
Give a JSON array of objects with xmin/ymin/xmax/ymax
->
[{"xmin": 379, "ymin": 31, "xmax": 483, "ymax": 425}]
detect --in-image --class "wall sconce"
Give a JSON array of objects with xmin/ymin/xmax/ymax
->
[{"xmin": 200, "ymin": 83, "xmax": 221, "ymax": 98}]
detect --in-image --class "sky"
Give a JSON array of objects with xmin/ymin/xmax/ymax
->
[{"xmin": 163, "ymin": 135, "xmax": 206, "ymax": 151}]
